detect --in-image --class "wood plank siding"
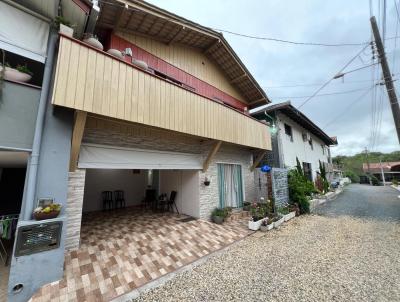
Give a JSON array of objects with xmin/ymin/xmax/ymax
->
[
  {"xmin": 109, "ymin": 34, "xmax": 247, "ymax": 112},
  {"xmin": 52, "ymin": 36, "xmax": 271, "ymax": 150}
]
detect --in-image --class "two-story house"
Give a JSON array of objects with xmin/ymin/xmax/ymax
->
[
  {"xmin": 2, "ymin": 1, "xmax": 272, "ymax": 301},
  {"xmin": 251, "ymin": 101, "xmax": 337, "ymax": 181}
]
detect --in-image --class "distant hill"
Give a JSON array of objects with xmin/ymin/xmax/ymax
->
[{"xmin": 333, "ymin": 151, "xmax": 400, "ymax": 181}]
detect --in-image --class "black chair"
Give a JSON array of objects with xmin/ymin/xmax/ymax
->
[
  {"xmin": 102, "ymin": 191, "xmax": 113, "ymax": 210},
  {"xmin": 166, "ymin": 191, "xmax": 179, "ymax": 214},
  {"xmin": 114, "ymin": 190, "xmax": 126, "ymax": 209},
  {"xmin": 142, "ymin": 189, "xmax": 157, "ymax": 210}
]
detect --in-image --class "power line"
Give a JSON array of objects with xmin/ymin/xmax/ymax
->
[
  {"xmin": 297, "ymin": 43, "xmax": 371, "ymax": 109},
  {"xmin": 270, "ymin": 86, "xmax": 373, "ymax": 100},
  {"xmin": 212, "ymin": 28, "xmax": 369, "ymax": 47},
  {"xmin": 322, "ymin": 86, "xmax": 375, "ymax": 129}
]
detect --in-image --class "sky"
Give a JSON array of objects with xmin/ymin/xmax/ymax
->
[{"xmin": 146, "ymin": 0, "xmax": 400, "ymax": 156}]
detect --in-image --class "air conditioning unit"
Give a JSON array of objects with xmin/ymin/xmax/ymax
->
[{"xmin": 302, "ymin": 132, "xmax": 311, "ymax": 142}]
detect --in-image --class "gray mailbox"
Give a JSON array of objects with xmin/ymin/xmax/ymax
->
[{"xmin": 15, "ymin": 221, "xmax": 62, "ymax": 256}]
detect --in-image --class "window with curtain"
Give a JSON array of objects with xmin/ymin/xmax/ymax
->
[{"xmin": 217, "ymin": 163, "xmax": 244, "ymax": 208}]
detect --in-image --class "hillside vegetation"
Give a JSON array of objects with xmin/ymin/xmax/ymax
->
[{"xmin": 333, "ymin": 151, "xmax": 400, "ymax": 182}]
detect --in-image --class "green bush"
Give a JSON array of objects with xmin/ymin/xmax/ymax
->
[
  {"xmin": 288, "ymin": 169, "xmax": 311, "ymax": 214},
  {"xmin": 212, "ymin": 208, "xmax": 227, "ymax": 218},
  {"xmin": 393, "ymin": 179, "xmax": 399, "ymax": 186},
  {"xmin": 370, "ymin": 175, "xmax": 380, "ymax": 186},
  {"xmin": 344, "ymin": 170, "xmax": 360, "ymax": 183}
]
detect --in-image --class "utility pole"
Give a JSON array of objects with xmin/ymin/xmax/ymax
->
[
  {"xmin": 379, "ymin": 157, "xmax": 386, "ymax": 186},
  {"xmin": 365, "ymin": 147, "xmax": 372, "ymax": 185},
  {"xmin": 370, "ymin": 16, "xmax": 400, "ymax": 144}
]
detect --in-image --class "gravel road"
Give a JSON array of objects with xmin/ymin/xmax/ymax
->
[{"xmin": 134, "ymin": 185, "xmax": 400, "ymax": 302}]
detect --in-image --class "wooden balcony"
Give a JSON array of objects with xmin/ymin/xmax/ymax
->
[{"xmin": 52, "ymin": 35, "xmax": 271, "ymax": 150}]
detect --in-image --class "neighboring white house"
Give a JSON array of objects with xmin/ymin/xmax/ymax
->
[{"xmin": 251, "ymin": 101, "xmax": 338, "ymax": 181}]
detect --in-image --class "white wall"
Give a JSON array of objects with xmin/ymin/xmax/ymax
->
[
  {"xmin": 83, "ymin": 169, "xmax": 147, "ymax": 212},
  {"xmin": 159, "ymin": 170, "xmax": 200, "ymax": 218},
  {"xmin": 277, "ymin": 113, "xmax": 330, "ymax": 181}
]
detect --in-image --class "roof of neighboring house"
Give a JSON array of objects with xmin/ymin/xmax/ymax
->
[
  {"xmin": 95, "ymin": 0, "xmax": 269, "ymax": 108},
  {"xmin": 362, "ymin": 161, "xmax": 400, "ymax": 173},
  {"xmin": 251, "ymin": 101, "xmax": 337, "ymax": 146}
]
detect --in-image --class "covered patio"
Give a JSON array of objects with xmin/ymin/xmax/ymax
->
[{"xmin": 31, "ymin": 209, "xmax": 251, "ymax": 301}]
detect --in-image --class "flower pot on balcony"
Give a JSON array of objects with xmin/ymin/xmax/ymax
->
[
  {"xmin": 107, "ymin": 49, "xmax": 124, "ymax": 60},
  {"xmin": 132, "ymin": 58, "xmax": 148, "ymax": 70},
  {"xmin": 83, "ymin": 37, "xmax": 103, "ymax": 50},
  {"xmin": 59, "ymin": 24, "xmax": 74, "ymax": 37},
  {"xmin": 0, "ymin": 66, "xmax": 31, "ymax": 83}
]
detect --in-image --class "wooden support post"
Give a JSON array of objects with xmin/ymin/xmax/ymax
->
[
  {"xmin": 203, "ymin": 141, "xmax": 222, "ymax": 172},
  {"xmin": 250, "ymin": 150, "xmax": 267, "ymax": 172},
  {"xmin": 69, "ymin": 111, "xmax": 87, "ymax": 172}
]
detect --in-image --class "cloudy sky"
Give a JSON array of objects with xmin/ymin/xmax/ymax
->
[{"xmin": 146, "ymin": 0, "xmax": 400, "ymax": 156}]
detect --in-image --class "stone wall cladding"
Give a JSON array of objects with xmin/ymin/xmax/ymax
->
[
  {"xmin": 65, "ymin": 169, "xmax": 86, "ymax": 251},
  {"xmin": 83, "ymin": 123, "xmax": 256, "ymax": 221}
]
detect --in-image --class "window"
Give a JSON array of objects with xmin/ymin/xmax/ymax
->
[
  {"xmin": 302, "ymin": 162, "xmax": 313, "ymax": 181},
  {"xmin": 284, "ymin": 124, "xmax": 293, "ymax": 141},
  {"xmin": 309, "ymin": 138, "xmax": 313, "ymax": 150},
  {"xmin": 321, "ymin": 144, "xmax": 325, "ymax": 155}
]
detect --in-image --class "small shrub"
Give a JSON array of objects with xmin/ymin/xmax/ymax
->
[
  {"xmin": 370, "ymin": 175, "xmax": 380, "ymax": 186},
  {"xmin": 393, "ymin": 179, "xmax": 399, "ymax": 186},
  {"xmin": 212, "ymin": 208, "xmax": 227, "ymax": 218}
]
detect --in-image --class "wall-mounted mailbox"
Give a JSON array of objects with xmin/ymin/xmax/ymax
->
[{"xmin": 15, "ymin": 221, "xmax": 62, "ymax": 257}]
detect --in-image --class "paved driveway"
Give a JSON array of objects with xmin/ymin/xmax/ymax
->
[{"xmin": 136, "ymin": 185, "xmax": 400, "ymax": 302}]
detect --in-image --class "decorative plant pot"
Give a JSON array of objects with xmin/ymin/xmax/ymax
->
[
  {"xmin": 33, "ymin": 210, "xmax": 60, "ymax": 221},
  {"xmin": 132, "ymin": 59, "xmax": 148, "ymax": 70},
  {"xmin": 284, "ymin": 211, "xmax": 296, "ymax": 222},
  {"xmin": 260, "ymin": 225, "xmax": 269, "ymax": 232},
  {"xmin": 212, "ymin": 215, "xmax": 224, "ymax": 224},
  {"xmin": 266, "ymin": 223, "xmax": 274, "ymax": 231},
  {"xmin": 0, "ymin": 66, "xmax": 31, "ymax": 83},
  {"xmin": 59, "ymin": 24, "xmax": 74, "ymax": 37},
  {"xmin": 107, "ymin": 49, "xmax": 124, "ymax": 60},
  {"xmin": 248, "ymin": 218, "xmax": 264, "ymax": 231},
  {"xmin": 83, "ymin": 37, "xmax": 103, "ymax": 50},
  {"xmin": 273, "ymin": 216, "xmax": 284, "ymax": 228}
]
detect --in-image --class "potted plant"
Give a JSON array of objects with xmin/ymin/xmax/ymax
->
[
  {"xmin": 0, "ymin": 63, "xmax": 32, "ymax": 83},
  {"xmin": 248, "ymin": 202, "xmax": 266, "ymax": 230},
  {"xmin": 54, "ymin": 16, "xmax": 74, "ymax": 37},
  {"xmin": 260, "ymin": 218, "xmax": 273, "ymax": 232},
  {"xmin": 211, "ymin": 208, "xmax": 226, "ymax": 224},
  {"xmin": 33, "ymin": 203, "xmax": 62, "ymax": 220},
  {"xmin": 273, "ymin": 213, "xmax": 285, "ymax": 228},
  {"xmin": 83, "ymin": 33, "xmax": 104, "ymax": 50}
]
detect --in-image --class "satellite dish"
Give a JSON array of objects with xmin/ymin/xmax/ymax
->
[{"xmin": 261, "ymin": 165, "xmax": 271, "ymax": 172}]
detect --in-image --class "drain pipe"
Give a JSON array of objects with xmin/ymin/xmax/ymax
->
[{"xmin": 22, "ymin": 32, "xmax": 57, "ymax": 220}]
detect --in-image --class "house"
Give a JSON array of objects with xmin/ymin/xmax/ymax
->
[
  {"xmin": 251, "ymin": 101, "xmax": 338, "ymax": 182},
  {"xmin": 1, "ymin": 0, "xmax": 272, "ymax": 301},
  {"xmin": 362, "ymin": 161, "xmax": 400, "ymax": 183}
]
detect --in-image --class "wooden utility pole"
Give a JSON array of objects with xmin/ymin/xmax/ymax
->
[
  {"xmin": 365, "ymin": 147, "xmax": 371, "ymax": 174},
  {"xmin": 370, "ymin": 16, "xmax": 400, "ymax": 144}
]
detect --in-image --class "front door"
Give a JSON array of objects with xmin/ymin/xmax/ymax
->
[{"xmin": 217, "ymin": 163, "xmax": 244, "ymax": 208}]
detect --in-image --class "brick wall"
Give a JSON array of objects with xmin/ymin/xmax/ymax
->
[{"xmin": 65, "ymin": 169, "xmax": 86, "ymax": 250}]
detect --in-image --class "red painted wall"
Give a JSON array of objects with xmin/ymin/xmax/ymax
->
[{"xmin": 109, "ymin": 34, "xmax": 248, "ymax": 112}]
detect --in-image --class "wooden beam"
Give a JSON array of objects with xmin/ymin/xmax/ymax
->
[
  {"xmin": 203, "ymin": 39, "xmax": 220, "ymax": 54},
  {"xmin": 250, "ymin": 151, "xmax": 267, "ymax": 172},
  {"xmin": 230, "ymin": 73, "xmax": 247, "ymax": 84},
  {"xmin": 167, "ymin": 26, "xmax": 185, "ymax": 45},
  {"xmin": 203, "ymin": 141, "xmax": 222, "ymax": 172},
  {"xmin": 69, "ymin": 111, "xmax": 87, "ymax": 172},
  {"xmin": 249, "ymin": 97, "xmax": 266, "ymax": 105},
  {"xmin": 113, "ymin": 4, "xmax": 129, "ymax": 30}
]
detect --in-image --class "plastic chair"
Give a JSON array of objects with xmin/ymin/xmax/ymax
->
[{"xmin": 114, "ymin": 190, "xmax": 126, "ymax": 209}]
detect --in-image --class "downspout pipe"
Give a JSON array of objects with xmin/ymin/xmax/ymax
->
[{"xmin": 22, "ymin": 31, "xmax": 57, "ymax": 220}]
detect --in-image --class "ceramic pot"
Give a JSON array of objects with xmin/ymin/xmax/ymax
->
[
  {"xmin": 212, "ymin": 216, "xmax": 224, "ymax": 224},
  {"xmin": 83, "ymin": 37, "xmax": 103, "ymax": 50},
  {"xmin": 132, "ymin": 59, "xmax": 148, "ymax": 70},
  {"xmin": 59, "ymin": 24, "xmax": 74, "ymax": 37},
  {"xmin": 0, "ymin": 66, "xmax": 31, "ymax": 83},
  {"xmin": 107, "ymin": 49, "xmax": 124, "ymax": 60}
]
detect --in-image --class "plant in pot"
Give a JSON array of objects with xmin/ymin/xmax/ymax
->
[
  {"xmin": 33, "ymin": 203, "xmax": 62, "ymax": 221},
  {"xmin": 248, "ymin": 202, "xmax": 266, "ymax": 231},
  {"xmin": 260, "ymin": 218, "xmax": 273, "ymax": 232},
  {"xmin": 211, "ymin": 208, "xmax": 226, "ymax": 224},
  {"xmin": 54, "ymin": 16, "xmax": 74, "ymax": 37},
  {"xmin": 83, "ymin": 33, "xmax": 104, "ymax": 50},
  {"xmin": 273, "ymin": 213, "xmax": 285, "ymax": 228}
]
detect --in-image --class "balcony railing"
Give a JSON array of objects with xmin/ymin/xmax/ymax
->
[{"xmin": 52, "ymin": 35, "xmax": 271, "ymax": 150}]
